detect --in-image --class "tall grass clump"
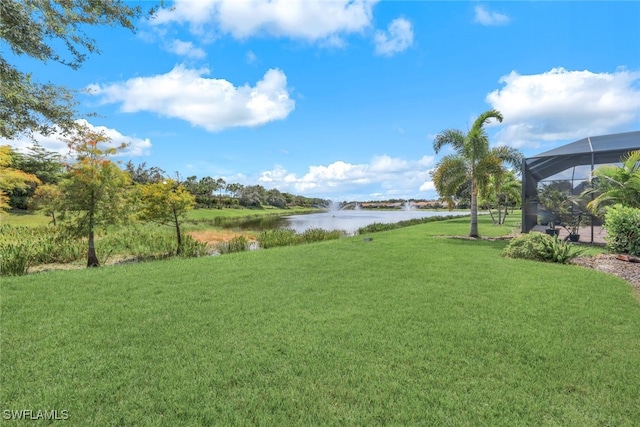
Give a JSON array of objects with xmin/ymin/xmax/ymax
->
[
  {"xmin": 96, "ymin": 226, "xmax": 208, "ymax": 260},
  {"xmin": 299, "ymin": 228, "xmax": 343, "ymax": 243},
  {"xmin": 258, "ymin": 229, "xmax": 299, "ymax": 248},
  {"xmin": 357, "ymin": 214, "xmax": 465, "ymax": 234},
  {"xmin": 0, "ymin": 241, "xmax": 32, "ymax": 276},
  {"xmin": 0, "ymin": 225, "xmax": 85, "ymax": 276},
  {"xmin": 258, "ymin": 228, "xmax": 343, "ymax": 249},
  {"xmin": 216, "ymin": 236, "xmax": 250, "ymax": 254}
]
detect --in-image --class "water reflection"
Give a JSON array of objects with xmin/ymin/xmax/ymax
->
[{"xmin": 224, "ymin": 210, "xmax": 466, "ymax": 235}]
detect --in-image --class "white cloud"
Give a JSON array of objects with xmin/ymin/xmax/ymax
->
[
  {"xmin": 257, "ymin": 154, "xmax": 436, "ymax": 200},
  {"xmin": 88, "ymin": 65, "xmax": 295, "ymax": 132},
  {"xmin": 419, "ymin": 181, "xmax": 435, "ymax": 192},
  {"xmin": 246, "ymin": 50, "xmax": 257, "ymax": 64},
  {"xmin": 152, "ymin": 0, "xmax": 377, "ymax": 44},
  {"xmin": 166, "ymin": 39, "xmax": 206, "ymax": 59},
  {"xmin": 374, "ymin": 18, "xmax": 413, "ymax": 56},
  {"xmin": 486, "ymin": 67, "xmax": 640, "ymax": 147},
  {"xmin": 1, "ymin": 119, "xmax": 152, "ymax": 158},
  {"xmin": 474, "ymin": 6, "xmax": 510, "ymax": 26}
]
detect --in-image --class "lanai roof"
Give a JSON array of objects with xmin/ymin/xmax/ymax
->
[{"xmin": 524, "ymin": 130, "xmax": 640, "ymax": 181}]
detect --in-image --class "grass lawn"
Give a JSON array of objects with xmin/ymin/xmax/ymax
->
[
  {"xmin": 0, "ymin": 210, "xmax": 51, "ymax": 227},
  {"xmin": 186, "ymin": 207, "xmax": 319, "ymax": 221},
  {"xmin": 2, "ymin": 217, "xmax": 639, "ymax": 425}
]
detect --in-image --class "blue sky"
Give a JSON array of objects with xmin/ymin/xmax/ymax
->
[{"xmin": 4, "ymin": 1, "xmax": 640, "ymax": 201}]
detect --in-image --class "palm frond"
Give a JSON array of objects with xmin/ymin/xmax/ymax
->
[
  {"xmin": 471, "ymin": 109, "xmax": 503, "ymax": 130},
  {"xmin": 491, "ymin": 145, "xmax": 524, "ymax": 170},
  {"xmin": 433, "ymin": 129, "xmax": 465, "ymax": 154},
  {"xmin": 431, "ymin": 155, "xmax": 469, "ymax": 197},
  {"xmin": 621, "ymin": 149, "xmax": 640, "ymax": 174}
]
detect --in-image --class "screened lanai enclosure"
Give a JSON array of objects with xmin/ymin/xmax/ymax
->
[{"xmin": 521, "ymin": 131, "xmax": 640, "ymax": 243}]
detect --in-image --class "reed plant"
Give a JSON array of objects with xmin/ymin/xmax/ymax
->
[
  {"xmin": 356, "ymin": 214, "xmax": 463, "ymax": 234},
  {"xmin": 216, "ymin": 235, "xmax": 250, "ymax": 254},
  {"xmin": 258, "ymin": 228, "xmax": 343, "ymax": 249}
]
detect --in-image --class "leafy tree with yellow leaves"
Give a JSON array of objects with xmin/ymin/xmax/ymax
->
[
  {"xmin": 60, "ymin": 131, "xmax": 130, "ymax": 267},
  {"xmin": 136, "ymin": 180, "xmax": 196, "ymax": 256},
  {"xmin": 0, "ymin": 145, "xmax": 40, "ymax": 212}
]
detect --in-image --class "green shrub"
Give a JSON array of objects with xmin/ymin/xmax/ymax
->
[
  {"xmin": 503, "ymin": 232, "xmax": 584, "ymax": 264},
  {"xmin": 604, "ymin": 204, "xmax": 640, "ymax": 256},
  {"xmin": 541, "ymin": 235, "xmax": 586, "ymax": 264},
  {"xmin": 503, "ymin": 232, "xmax": 554, "ymax": 262}
]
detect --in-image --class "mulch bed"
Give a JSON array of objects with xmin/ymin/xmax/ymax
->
[{"xmin": 571, "ymin": 254, "xmax": 640, "ymax": 294}]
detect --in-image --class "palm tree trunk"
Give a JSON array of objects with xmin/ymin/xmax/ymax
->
[{"xmin": 470, "ymin": 181, "xmax": 479, "ymax": 238}]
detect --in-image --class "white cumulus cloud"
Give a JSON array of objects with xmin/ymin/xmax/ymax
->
[
  {"xmin": 474, "ymin": 5, "xmax": 510, "ymax": 26},
  {"xmin": 486, "ymin": 67, "xmax": 640, "ymax": 147},
  {"xmin": 166, "ymin": 39, "xmax": 206, "ymax": 59},
  {"xmin": 257, "ymin": 154, "xmax": 436, "ymax": 200},
  {"xmin": 1, "ymin": 119, "xmax": 152, "ymax": 158},
  {"xmin": 152, "ymin": 0, "xmax": 377, "ymax": 44},
  {"xmin": 88, "ymin": 65, "xmax": 295, "ymax": 132},
  {"xmin": 374, "ymin": 18, "xmax": 413, "ymax": 56}
]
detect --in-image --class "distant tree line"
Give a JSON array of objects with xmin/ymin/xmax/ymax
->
[{"xmin": 0, "ymin": 131, "xmax": 326, "ymax": 267}]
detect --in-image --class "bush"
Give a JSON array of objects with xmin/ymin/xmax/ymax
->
[
  {"xmin": 502, "ymin": 232, "xmax": 584, "ymax": 264},
  {"xmin": 540, "ymin": 235, "xmax": 586, "ymax": 264},
  {"xmin": 604, "ymin": 204, "xmax": 640, "ymax": 256},
  {"xmin": 502, "ymin": 232, "xmax": 554, "ymax": 262}
]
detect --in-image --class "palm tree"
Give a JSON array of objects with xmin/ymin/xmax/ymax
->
[
  {"xmin": 432, "ymin": 109, "xmax": 522, "ymax": 237},
  {"xmin": 583, "ymin": 150, "xmax": 640, "ymax": 216},
  {"xmin": 481, "ymin": 170, "xmax": 521, "ymax": 225}
]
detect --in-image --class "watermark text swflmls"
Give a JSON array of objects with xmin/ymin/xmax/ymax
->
[{"xmin": 3, "ymin": 409, "xmax": 69, "ymax": 421}]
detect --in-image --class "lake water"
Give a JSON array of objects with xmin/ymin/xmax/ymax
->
[{"xmin": 281, "ymin": 210, "xmax": 466, "ymax": 234}]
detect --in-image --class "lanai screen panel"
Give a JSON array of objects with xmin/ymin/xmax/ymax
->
[{"xmin": 521, "ymin": 131, "xmax": 640, "ymax": 241}]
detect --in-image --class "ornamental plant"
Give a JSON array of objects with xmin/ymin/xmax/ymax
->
[{"xmin": 604, "ymin": 204, "xmax": 640, "ymax": 256}]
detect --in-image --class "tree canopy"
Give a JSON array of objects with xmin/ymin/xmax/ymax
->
[
  {"xmin": 432, "ymin": 109, "xmax": 522, "ymax": 237},
  {"xmin": 0, "ymin": 0, "xmax": 153, "ymax": 139},
  {"xmin": 0, "ymin": 145, "xmax": 40, "ymax": 211},
  {"xmin": 61, "ymin": 130, "xmax": 131, "ymax": 266}
]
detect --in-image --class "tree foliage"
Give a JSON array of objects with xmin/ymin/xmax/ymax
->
[
  {"xmin": 0, "ymin": 145, "xmax": 40, "ymax": 211},
  {"xmin": 431, "ymin": 110, "xmax": 522, "ymax": 237},
  {"xmin": 125, "ymin": 161, "xmax": 165, "ymax": 185},
  {"xmin": 29, "ymin": 183, "xmax": 63, "ymax": 226},
  {"xmin": 583, "ymin": 150, "xmax": 640, "ymax": 216},
  {"xmin": 136, "ymin": 180, "xmax": 195, "ymax": 255},
  {"xmin": 0, "ymin": 0, "xmax": 154, "ymax": 139},
  {"xmin": 60, "ymin": 130, "xmax": 130, "ymax": 267},
  {"xmin": 481, "ymin": 170, "xmax": 521, "ymax": 225},
  {"xmin": 5, "ymin": 143, "xmax": 64, "ymax": 209}
]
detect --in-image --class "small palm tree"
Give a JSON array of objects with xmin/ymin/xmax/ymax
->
[
  {"xmin": 432, "ymin": 109, "xmax": 522, "ymax": 237},
  {"xmin": 481, "ymin": 170, "xmax": 521, "ymax": 225},
  {"xmin": 583, "ymin": 150, "xmax": 640, "ymax": 216}
]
